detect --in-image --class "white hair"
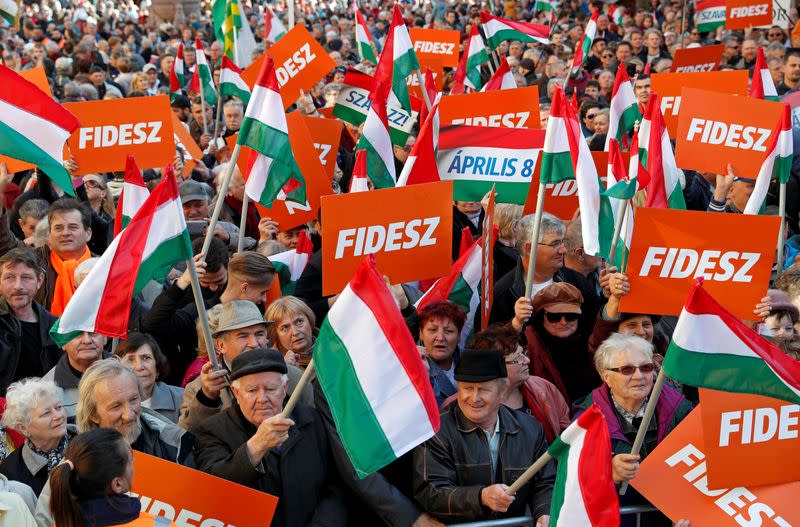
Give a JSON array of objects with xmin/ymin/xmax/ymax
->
[
  {"xmin": 594, "ymin": 333, "xmax": 653, "ymax": 375},
  {"xmin": 3, "ymin": 378, "xmax": 64, "ymax": 429},
  {"xmin": 231, "ymin": 373, "xmax": 288, "ymax": 390}
]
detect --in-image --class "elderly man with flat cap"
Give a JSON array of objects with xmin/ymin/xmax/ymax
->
[
  {"xmin": 194, "ymin": 348, "xmax": 347, "ymax": 527},
  {"xmin": 413, "ymin": 349, "xmax": 555, "ymax": 525}
]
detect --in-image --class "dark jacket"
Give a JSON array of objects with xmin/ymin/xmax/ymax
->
[
  {"xmin": 682, "ymin": 171, "xmax": 714, "ymax": 212},
  {"xmin": 451, "ymin": 206, "xmax": 484, "ymax": 261},
  {"xmin": 0, "ymin": 427, "xmax": 77, "ymax": 495},
  {"xmin": 413, "ymin": 401, "xmax": 555, "ymax": 523},
  {"xmin": 194, "ymin": 402, "xmax": 347, "ymax": 527},
  {"xmin": 0, "ymin": 298, "xmax": 61, "ymax": 396},
  {"xmin": 134, "ymin": 408, "xmax": 195, "ymax": 467}
]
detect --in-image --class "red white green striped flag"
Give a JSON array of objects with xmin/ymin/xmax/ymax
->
[
  {"xmin": 744, "ymin": 104, "xmax": 793, "ymax": 214},
  {"xmin": 0, "ymin": 65, "xmax": 79, "ymax": 196},
  {"xmin": 451, "ymin": 24, "xmax": 489, "ymax": 94},
  {"xmin": 265, "ymin": 7, "xmax": 287, "ymax": 43},
  {"xmin": 0, "ymin": 0, "xmax": 20, "ymax": 27},
  {"xmin": 50, "ymin": 167, "xmax": 192, "ymax": 346},
  {"xmin": 220, "ymin": 56, "xmax": 251, "ymax": 104},
  {"xmin": 356, "ymin": 81, "xmax": 396, "ymax": 189},
  {"xmin": 639, "ymin": 94, "xmax": 685, "ymax": 209},
  {"xmin": 314, "ymin": 256, "xmax": 440, "ymax": 477},
  {"xmin": 604, "ymin": 139, "xmax": 635, "ymax": 269},
  {"xmin": 170, "ymin": 43, "xmax": 185, "ymax": 101},
  {"xmin": 479, "ymin": 11, "xmax": 550, "ymax": 49},
  {"xmin": 480, "ymin": 56, "xmax": 516, "ymax": 92},
  {"xmin": 695, "ymin": 0, "xmax": 726, "ymax": 32},
  {"xmin": 548, "ymin": 404, "xmax": 619, "ymax": 526},
  {"xmin": 269, "ymin": 230, "xmax": 313, "ymax": 296},
  {"xmin": 373, "ymin": 5, "xmax": 420, "ymax": 115},
  {"xmin": 239, "ymin": 56, "xmax": 305, "ymax": 208},
  {"xmin": 113, "ymin": 155, "xmax": 150, "ymax": 236},
  {"xmin": 416, "ymin": 238, "xmax": 482, "ymax": 347},
  {"xmin": 609, "ymin": 5, "xmax": 624, "ymax": 26},
  {"xmin": 541, "ymin": 85, "xmax": 606, "ymax": 257},
  {"xmin": 396, "ymin": 94, "xmax": 440, "ymax": 187},
  {"xmin": 749, "ymin": 47, "xmax": 779, "ymax": 102},
  {"xmin": 190, "ymin": 39, "xmax": 217, "ymax": 106},
  {"xmin": 349, "ymin": 149, "xmax": 371, "ymax": 193},
  {"xmin": 663, "ymin": 280, "xmax": 800, "ymax": 405},
  {"xmin": 604, "ymin": 63, "xmax": 640, "ymax": 149},
  {"xmin": 355, "ymin": 10, "xmax": 378, "ymax": 65},
  {"xmin": 570, "ymin": 8, "xmax": 598, "ymax": 77}
]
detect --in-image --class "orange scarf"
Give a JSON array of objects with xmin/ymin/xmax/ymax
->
[{"xmin": 49, "ymin": 247, "xmax": 91, "ymax": 316}]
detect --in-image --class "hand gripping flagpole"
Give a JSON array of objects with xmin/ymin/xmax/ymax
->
[
  {"xmin": 619, "ymin": 367, "xmax": 668, "ymax": 495},
  {"xmin": 201, "ymin": 143, "xmax": 243, "ymax": 259}
]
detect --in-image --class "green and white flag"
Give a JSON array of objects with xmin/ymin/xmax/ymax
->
[
  {"xmin": 0, "ymin": 0, "xmax": 19, "ymax": 27},
  {"xmin": 695, "ymin": 0, "xmax": 726, "ymax": 33},
  {"xmin": 479, "ymin": 11, "xmax": 550, "ymax": 49},
  {"xmin": 314, "ymin": 256, "xmax": 439, "ymax": 478},
  {"xmin": 373, "ymin": 5, "xmax": 420, "ymax": 115},
  {"xmin": 570, "ymin": 8, "xmax": 598, "ymax": 77},
  {"xmin": 239, "ymin": 56, "xmax": 305, "ymax": 208},
  {"xmin": 269, "ymin": 230, "xmax": 313, "ymax": 296},
  {"xmin": 220, "ymin": 56, "xmax": 251, "ymax": 103},
  {"xmin": 744, "ymin": 104, "xmax": 793, "ymax": 214},
  {"xmin": 190, "ymin": 39, "xmax": 217, "ymax": 106},
  {"xmin": 356, "ymin": 81, "xmax": 396, "ymax": 189},
  {"xmin": 265, "ymin": 7, "xmax": 287, "ymax": 43},
  {"xmin": 664, "ymin": 280, "xmax": 800, "ymax": 405},
  {"xmin": 604, "ymin": 64, "xmax": 640, "ymax": 149},
  {"xmin": 355, "ymin": 10, "xmax": 378, "ymax": 64}
]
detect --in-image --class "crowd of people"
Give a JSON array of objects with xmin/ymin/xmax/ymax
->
[{"xmin": 0, "ymin": 0, "xmax": 799, "ymax": 525}]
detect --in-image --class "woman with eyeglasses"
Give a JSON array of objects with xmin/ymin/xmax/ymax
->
[
  {"xmin": 520, "ymin": 282, "xmax": 601, "ymax": 404},
  {"xmin": 573, "ymin": 333, "xmax": 692, "ymax": 527}
]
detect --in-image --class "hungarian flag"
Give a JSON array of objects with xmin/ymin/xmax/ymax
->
[
  {"xmin": 416, "ymin": 238, "xmax": 483, "ymax": 347},
  {"xmin": 695, "ymin": 0, "xmax": 726, "ymax": 32},
  {"xmin": 373, "ymin": 5, "xmax": 420, "ymax": 115},
  {"xmin": 638, "ymin": 94, "xmax": 685, "ymax": 209},
  {"xmin": 239, "ymin": 56, "xmax": 305, "ymax": 207},
  {"xmin": 664, "ymin": 280, "xmax": 800, "ymax": 405},
  {"xmin": 356, "ymin": 81, "xmax": 396, "ymax": 189},
  {"xmin": 0, "ymin": 65, "xmax": 79, "ymax": 196},
  {"xmin": 451, "ymin": 24, "xmax": 489, "ymax": 94},
  {"xmin": 190, "ymin": 39, "xmax": 217, "ymax": 106},
  {"xmin": 534, "ymin": 0, "xmax": 557, "ymax": 24},
  {"xmin": 547, "ymin": 404, "xmax": 619, "ymax": 527},
  {"xmin": 396, "ymin": 94, "xmax": 440, "ymax": 187},
  {"xmin": 349, "ymin": 149, "xmax": 370, "ymax": 193},
  {"xmin": 355, "ymin": 10, "xmax": 378, "ymax": 64},
  {"xmin": 609, "ymin": 5, "xmax": 624, "ymax": 25},
  {"xmin": 0, "ymin": 0, "xmax": 19, "ymax": 28},
  {"xmin": 570, "ymin": 8, "xmax": 598, "ymax": 77},
  {"xmin": 265, "ymin": 7, "xmax": 287, "ymax": 43},
  {"xmin": 540, "ymin": 85, "xmax": 605, "ymax": 257},
  {"xmin": 479, "ymin": 11, "xmax": 550, "ymax": 49},
  {"xmin": 744, "ymin": 104, "xmax": 793, "ymax": 215},
  {"xmin": 269, "ymin": 230, "xmax": 313, "ymax": 296},
  {"xmin": 314, "ymin": 256, "xmax": 439, "ymax": 477},
  {"xmin": 750, "ymin": 47, "xmax": 779, "ymax": 102},
  {"xmin": 480, "ymin": 56, "xmax": 516, "ymax": 91},
  {"xmin": 604, "ymin": 139, "xmax": 636, "ymax": 268},
  {"xmin": 604, "ymin": 63, "xmax": 640, "ymax": 149},
  {"xmin": 170, "ymin": 43, "xmax": 186, "ymax": 99},
  {"xmin": 220, "ymin": 56, "xmax": 251, "ymax": 103},
  {"xmin": 113, "ymin": 155, "xmax": 150, "ymax": 236},
  {"xmin": 50, "ymin": 167, "xmax": 192, "ymax": 346}
]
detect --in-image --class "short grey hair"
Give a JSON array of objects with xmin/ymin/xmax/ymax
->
[
  {"xmin": 77, "ymin": 358, "xmax": 143, "ymax": 433},
  {"xmin": 19, "ymin": 199, "xmax": 49, "ymax": 221},
  {"xmin": 594, "ymin": 333, "xmax": 653, "ymax": 375},
  {"xmin": 2, "ymin": 379, "xmax": 64, "ymax": 429},
  {"xmin": 223, "ymin": 99, "xmax": 243, "ymax": 112},
  {"xmin": 514, "ymin": 212, "xmax": 565, "ymax": 250}
]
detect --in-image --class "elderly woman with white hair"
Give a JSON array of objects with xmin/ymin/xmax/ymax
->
[
  {"xmin": 573, "ymin": 333, "xmax": 692, "ymax": 527},
  {"xmin": 0, "ymin": 378, "xmax": 75, "ymax": 495}
]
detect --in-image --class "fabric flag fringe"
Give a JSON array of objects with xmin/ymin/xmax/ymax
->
[{"xmin": 314, "ymin": 256, "xmax": 439, "ymax": 478}]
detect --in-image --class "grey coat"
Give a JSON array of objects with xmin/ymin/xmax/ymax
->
[{"xmin": 142, "ymin": 381, "xmax": 184, "ymax": 424}]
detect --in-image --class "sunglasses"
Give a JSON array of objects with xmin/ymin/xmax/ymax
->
[
  {"xmin": 606, "ymin": 363, "xmax": 656, "ymax": 376},
  {"xmin": 602, "ymin": 54, "xmax": 613, "ymax": 58},
  {"xmin": 544, "ymin": 312, "xmax": 580, "ymax": 323},
  {"xmin": 586, "ymin": 113, "xmax": 598, "ymax": 119}
]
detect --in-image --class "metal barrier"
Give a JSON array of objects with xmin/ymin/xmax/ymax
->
[{"xmin": 446, "ymin": 505, "xmax": 660, "ymax": 527}]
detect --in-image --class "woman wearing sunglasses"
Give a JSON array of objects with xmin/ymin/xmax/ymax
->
[
  {"xmin": 573, "ymin": 332, "xmax": 692, "ymax": 527},
  {"xmin": 520, "ymin": 282, "xmax": 601, "ymax": 404}
]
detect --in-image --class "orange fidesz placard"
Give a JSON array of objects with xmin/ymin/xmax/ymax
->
[
  {"xmin": 699, "ymin": 388, "xmax": 800, "ymax": 489},
  {"xmin": 631, "ymin": 407, "xmax": 800, "ymax": 526},
  {"xmin": 674, "ymin": 88, "xmax": 783, "ymax": 178},
  {"xmin": 64, "ymin": 96, "xmax": 175, "ymax": 175},
  {"xmin": 409, "ymin": 28, "xmax": 461, "ymax": 68},
  {"xmin": 726, "ymin": 0, "xmax": 772, "ymax": 29},
  {"xmin": 130, "ymin": 451, "xmax": 278, "ymax": 527},
  {"xmin": 241, "ymin": 24, "xmax": 337, "ymax": 109},
  {"xmin": 651, "ymin": 70, "xmax": 748, "ymax": 138},
  {"xmin": 321, "ymin": 181, "xmax": 453, "ymax": 296},
  {"xmin": 620, "ymin": 208, "xmax": 779, "ymax": 319},
  {"xmin": 302, "ymin": 115, "xmax": 341, "ymax": 181},
  {"xmin": 438, "ymin": 86, "xmax": 541, "ymax": 129},
  {"xmin": 670, "ymin": 44, "xmax": 724, "ymax": 73}
]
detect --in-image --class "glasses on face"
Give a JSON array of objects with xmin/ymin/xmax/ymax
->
[
  {"xmin": 586, "ymin": 113, "xmax": 598, "ymax": 119},
  {"xmin": 538, "ymin": 238, "xmax": 565, "ymax": 249},
  {"xmin": 602, "ymin": 53, "xmax": 613, "ymax": 58},
  {"xmin": 544, "ymin": 312, "xmax": 580, "ymax": 323},
  {"xmin": 84, "ymin": 180, "xmax": 102, "ymax": 189},
  {"xmin": 606, "ymin": 363, "xmax": 656, "ymax": 376}
]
